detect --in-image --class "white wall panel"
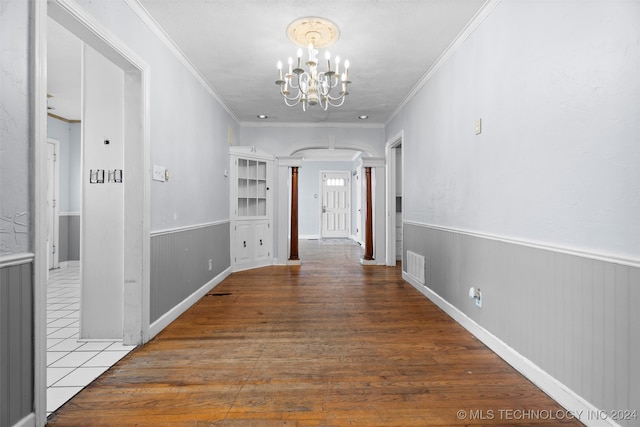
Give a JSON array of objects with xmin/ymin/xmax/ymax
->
[{"xmin": 387, "ymin": 0, "xmax": 640, "ymax": 260}]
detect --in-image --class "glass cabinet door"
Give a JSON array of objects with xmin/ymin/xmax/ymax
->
[{"xmin": 237, "ymin": 158, "xmax": 267, "ymax": 217}]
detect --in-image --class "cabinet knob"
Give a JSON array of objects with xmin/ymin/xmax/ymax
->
[
  {"xmin": 259, "ymin": 239, "xmax": 263, "ymax": 246},
  {"xmin": 243, "ymin": 241, "xmax": 246, "ymax": 247}
]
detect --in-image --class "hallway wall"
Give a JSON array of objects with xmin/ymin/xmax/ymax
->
[
  {"xmin": 47, "ymin": 117, "xmax": 81, "ymax": 263},
  {"xmin": 0, "ymin": 1, "xmax": 34, "ymax": 426},
  {"xmin": 388, "ymin": 0, "xmax": 640, "ymax": 422}
]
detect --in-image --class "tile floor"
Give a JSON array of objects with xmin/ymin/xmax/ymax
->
[{"xmin": 47, "ymin": 265, "xmax": 136, "ymax": 416}]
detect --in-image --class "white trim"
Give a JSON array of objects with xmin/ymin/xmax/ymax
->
[
  {"xmin": 150, "ymin": 219, "xmax": 230, "ymax": 237},
  {"xmin": 403, "ymin": 272, "xmax": 619, "ymax": 427},
  {"xmin": 299, "ymin": 234, "xmax": 320, "ymax": 240},
  {"xmin": 11, "ymin": 413, "xmax": 35, "ymax": 427},
  {"xmin": 404, "ymin": 220, "xmax": 640, "ymax": 268},
  {"xmin": 240, "ymin": 121, "xmax": 385, "ymax": 129},
  {"xmin": 0, "ymin": 253, "xmax": 35, "ymax": 269},
  {"xmin": 387, "ymin": 0, "xmax": 502, "ymax": 126},
  {"xmin": 59, "ymin": 212, "xmax": 81, "ymax": 216},
  {"xmin": 46, "ymin": 138, "xmax": 60, "ymax": 270},
  {"xmin": 33, "ymin": 0, "xmax": 48, "ymax": 422},
  {"xmin": 59, "ymin": 260, "xmax": 80, "ymax": 268},
  {"xmin": 384, "ymin": 131, "xmax": 403, "ymax": 267},
  {"xmin": 49, "ymin": 0, "xmax": 152, "ymax": 345},
  {"xmin": 149, "ymin": 266, "xmax": 232, "ymax": 338},
  {"xmin": 122, "ymin": 0, "xmax": 239, "ymax": 123}
]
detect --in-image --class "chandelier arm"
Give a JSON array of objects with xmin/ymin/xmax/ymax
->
[
  {"xmin": 283, "ymin": 96, "xmax": 301, "ymax": 107},
  {"xmin": 279, "ymin": 87, "xmax": 302, "ymax": 102},
  {"xmin": 325, "ymin": 96, "xmax": 347, "ymax": 108},
  {"xmin": 326, "ymin": 92, "xmax": 346, "ymax": 101}
]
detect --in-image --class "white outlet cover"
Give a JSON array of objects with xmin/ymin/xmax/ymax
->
[{"xmin": 153, "ymin": 165, "xmax": 166, "ymax": 182}]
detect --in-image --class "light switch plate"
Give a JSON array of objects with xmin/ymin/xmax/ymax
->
[{"xmin": 153, "ymin": 165, "xmax": 166, "ymax": 182}]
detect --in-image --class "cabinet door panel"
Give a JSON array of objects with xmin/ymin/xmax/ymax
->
[
  {"xmin": 254, "ymin": 222, "xmax": 270, "ymax": 261},
  {"xmin": 235, "ymin": 223, "xmax": 252, "ymax": 265}
]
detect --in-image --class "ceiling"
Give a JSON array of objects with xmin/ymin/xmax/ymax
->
[{"xmin": 47, "ymin": 0, "xmax": 488, "ymax": 126}]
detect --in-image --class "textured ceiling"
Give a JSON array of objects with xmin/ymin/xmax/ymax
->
[{"xmin": 47, "ymin": 0, "xmax": 488, "ymax": 126}]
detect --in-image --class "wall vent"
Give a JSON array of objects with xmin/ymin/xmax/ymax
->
[{"xmin": 406, "ymin": 251, "xmax": 425, "ymax": 285}]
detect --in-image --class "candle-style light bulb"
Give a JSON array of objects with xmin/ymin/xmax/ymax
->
[
  {"xmin": 325, "ymin": 51, "xmax": 331, "ymax": 71},
  {"xmin": 335, "ymin": 56, "xmax": 340, "ymax": 75},
  {"xmin": 297, "ymin": 48, "xmax": 302, "ymax": 68},
  {"xmin": 288, "ymin": 57, "xmax": 293, "ymax": 75},
  {"xmin": 277, "ymin": 60, "xmax": 283, "ymax": 81},
  {"xmin": 344, "ymin": 59, "xmax": 350, "ymax": 80}
]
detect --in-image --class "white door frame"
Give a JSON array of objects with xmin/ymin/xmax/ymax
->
[
  {"xmin": 46, "ymin": 138, "xmax": 60, "ymax": 271},
  {"xmin": 385, "ymin": 131, "xmax": 403, "ymax": 266},
  {"xmin": 35, "ymin": 1, "xmax": 150, "ymax": 424}
]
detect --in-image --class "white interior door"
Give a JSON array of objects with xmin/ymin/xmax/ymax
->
[
  {"xmin": 321, "ymin": 171, "xmax": 350, "ymax": 238},
  {"xmin": 46, "ymin": 139, "xmax": 60, "ymax": 270}
]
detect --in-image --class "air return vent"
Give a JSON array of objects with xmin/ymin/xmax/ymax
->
[{"xmin": 406, "ymin": 251, "xmax": 425, "ymax": 285}]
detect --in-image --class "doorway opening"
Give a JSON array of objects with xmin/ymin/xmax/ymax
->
[
  {"xmin": 385, "ymin": 132, "xmax": 403, "ymax": 266},
  {"xmin": 38, "ymin": 0, "xmax": 151, "ymax": 421}
]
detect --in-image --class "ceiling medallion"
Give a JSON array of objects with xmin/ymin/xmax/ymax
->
[
  {"xmin": 286, "ymin": 17, "xmax": 340, "ymax": 48},
  {"xmin": 275, "ymin": 17, "xmax": 351, "ymax": 111}
]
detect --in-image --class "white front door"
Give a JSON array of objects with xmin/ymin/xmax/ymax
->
[{"xmin": 321, "ymin": 171, "xmax": 350, "ymax": 238}]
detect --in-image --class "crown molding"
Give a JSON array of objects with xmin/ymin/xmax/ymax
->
[
  {"xmin": 387, "ymin": 0, "xmax": 502, "ymax": 126},
  {"xmin": 123, "ymin": 0, "xmax": 240, "ymax": 123}
]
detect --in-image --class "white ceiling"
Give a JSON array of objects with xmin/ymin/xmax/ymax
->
[{"xmin": 47, "ymin": 0, "xmax": 488, "ymax": 126}]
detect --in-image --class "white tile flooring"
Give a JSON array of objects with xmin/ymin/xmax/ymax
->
[{"xmin": 47, "ymin": 265, "xmax": 135, "ymax": 417}]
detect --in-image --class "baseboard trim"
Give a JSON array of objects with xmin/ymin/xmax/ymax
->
[
  {"xmin": 299, "ymin": 234, "xmax": 320, "ymax": 240},
  {"xmin": 12, "ymin": 413, "xmax": 35, "ymax": 427},
  {"xmin": 149, "ymin": 266, "xmax": 232, "ymax": 338},
  {"xmin": 59, "ymin": 260, "xmax": 80, "ymax": 268},
  {"xmin": 402, "ymin": 271, "xmax": 619, "ymax": 427}
]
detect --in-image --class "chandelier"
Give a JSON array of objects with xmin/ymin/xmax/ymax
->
[{"xmin": 275, "ymin": 17, "xmax": 351, "ymax": 111}]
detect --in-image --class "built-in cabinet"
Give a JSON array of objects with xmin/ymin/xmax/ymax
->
[{"xmin": 230, "ymin": 147, "xmax": 274, "ymax": 271}]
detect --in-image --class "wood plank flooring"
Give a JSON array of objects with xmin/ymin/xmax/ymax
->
[{"xmin": 47, "ymin": 240, "xmax": 583, "ymax": 426}]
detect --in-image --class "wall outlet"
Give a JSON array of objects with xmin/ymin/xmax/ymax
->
[
  {"xmin": 475, "ymin": 288, "xmax": 482, "ymax": 308},
  {"xmin": 208, "ymin": 259, "xmax": 213, "ymax": 271}
]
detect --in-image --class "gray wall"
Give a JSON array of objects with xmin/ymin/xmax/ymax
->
[
  {"xmin": 404, "ymin": 223, "xmax": 640, "ymax": 425},
  {"xmin": 389, "ymin": 0, "xmax": 640, "ymax": 422},
  {"xmin": 0, "ymin": 262, "xmax": 33, "ymax": 427},
  {"xmin": 58, "ymin": 214, "xmax": 80, "ymax": 263},
  {"xmin": 150, "ymin": 222, "xmax": 230, "ymax": 323}
]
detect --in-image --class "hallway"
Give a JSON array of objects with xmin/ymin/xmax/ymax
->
[{"xmin": 46, "ymin": 240, "xmax": 581, "ymax": 426}]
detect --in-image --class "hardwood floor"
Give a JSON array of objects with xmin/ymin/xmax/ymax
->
[{"xmin": 47, "ymin": 240, "xmax": 583, "ymax": 426}]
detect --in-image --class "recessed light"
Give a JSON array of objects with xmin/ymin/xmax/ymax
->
[
  {"xmin": 358, "ymin": 115, "xmax": 369, "ymax": 120},
  {"xmin": 257, "ymin": 114, "xmax": 268, "ymax": 119}
]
